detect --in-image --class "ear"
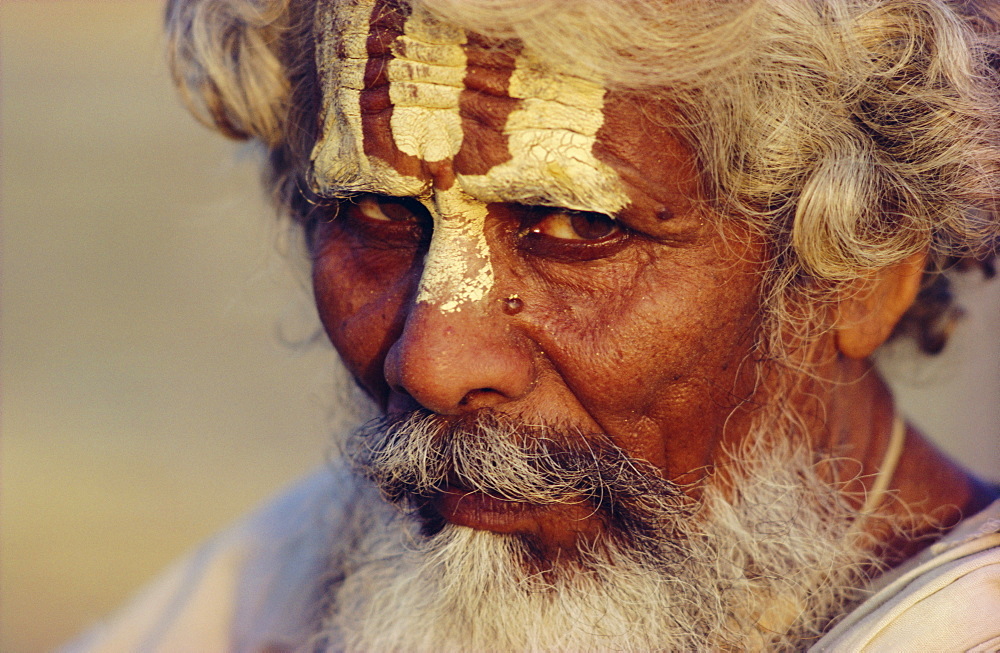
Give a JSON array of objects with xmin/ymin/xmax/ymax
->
[{"xmin": 835, "ymin": 251, "xmax": 928, "ymax": 359}]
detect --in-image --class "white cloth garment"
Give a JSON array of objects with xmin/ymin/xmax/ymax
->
[
  {"xmin": 810, "ymin": 497, "xmax": 1000, "ymax": 652},
  {"xmin": 63, "ymin": 463, "xmax": 1000, "ymax": 653}
]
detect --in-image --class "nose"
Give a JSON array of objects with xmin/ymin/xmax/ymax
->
[{"xmin": 383, "ymin": 298, "xmax": 535, "ymax": 414}]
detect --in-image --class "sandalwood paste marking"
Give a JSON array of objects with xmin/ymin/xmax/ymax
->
[
  {"xmin": 387, "ymin": 5, "xmax": 467, "ymax": 163},
  {"xmin": 311, "ymin": 0, "xmax": 370, "ymax": 186},
  {"xmin": 415, "ymin": 186, "xmax": 494, "ymax": 312},
  {"xmin": 390, "ymin": 6, "xmax": 493, "ymax": 313},
  {"xmin": 311, "ymin": 0, "xmax": 630, "ymax": 313},
  {"xmin": 312, "ymin": 0, "xmax": 421, "ymax": 196},
  {"xmin": 457, "ymin": 52, "xmax": 630, "ymax": 216}
]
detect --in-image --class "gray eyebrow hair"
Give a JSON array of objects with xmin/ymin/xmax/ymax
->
[
  {"xmin": 313, "ymin": 182, "xmax": 626, "ymax": 218},
  {"xmin": 310, "ymin": 182, "xmax": 386, "ymax": 200},
  {"xmin": 454, "ymin": 179, "xmax": 627, "ymax": 217},
  {"xmin": 488, "ymin": 191, "xmax": 621, "ymax": 216},
  {"xmin": 308, "ymin": 171, "xmax": 430, "ymax": 200}
]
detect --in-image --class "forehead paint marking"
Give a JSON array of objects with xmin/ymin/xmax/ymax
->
[
  {"xmin": 457, "ymin": 52, "xmax": 630, "ymax": 216},
  {"xmin": 313, "ymin": 1, "xmax": 629, "ymax": 214},
  {"xmin": 314, "ymin": 1, "xmax": 493, "ymax": 313},
  {"xmin": 415, "ymin": 186, "xmax": 494, "ymax": 313},
  {"xmin": 387, "ymin": 5, "xmax": 467, "ymax": 163},
  {"xmin": 314, "ymin": 5, "xmax": 627, "ymax": 313},
  {"xmin": 385, "ymin": 7, "xmax": 493, "ymax": 312},
  {"xmin": 312, "ymin": 0, "xmax": 424, "ymax": 197},
  {"xmin": 311, "ymin": 0, "xmax": 373, "ymax": 187}
]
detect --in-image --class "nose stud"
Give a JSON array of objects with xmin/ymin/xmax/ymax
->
[{"xmin": 502, "ymin": 294, "xmax": 524, "ymax": 315}]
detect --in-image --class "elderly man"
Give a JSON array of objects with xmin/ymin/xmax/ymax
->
[{"xmin": 69, "ymin": 0, "xmax": 999, "ymax": 650}]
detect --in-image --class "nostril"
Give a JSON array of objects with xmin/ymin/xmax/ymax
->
[{"xmin": 457, "ymin": 388, "xmax": 502, "ymax": 409}]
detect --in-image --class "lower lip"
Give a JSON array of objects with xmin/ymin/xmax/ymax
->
[{"xmin": 433, "ymin": 487, "xmax": 544, "ymax": 534}]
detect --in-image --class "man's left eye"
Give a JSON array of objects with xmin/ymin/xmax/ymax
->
[
  {"xmin": 524, "ymin": 209, "xmax": 621, "ymax": 241},
  {"xmin": 517, "ymin": 208, "xmax": 627, "ymax": 260}
]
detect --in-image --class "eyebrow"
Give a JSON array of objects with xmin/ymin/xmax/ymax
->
[
  {"xmin": 309, "ymin": 170, "xmax": 429, "ymax": 200},
  {"xmin": 455, "ymin": 173, "xmax": 630, "ymax": 217}
]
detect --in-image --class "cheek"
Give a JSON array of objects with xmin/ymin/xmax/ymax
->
[
  {"xmin": 520, "ymin": 250, "xmax": 764, "ymax": 471},
  {"xmin": 311, "ymin": 235, "xmax": 418, "ymax": 400}
]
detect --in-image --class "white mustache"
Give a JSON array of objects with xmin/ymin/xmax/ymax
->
[{"xmin": 345, "ymin": 409, "xmax": 692, "ymax": 553}]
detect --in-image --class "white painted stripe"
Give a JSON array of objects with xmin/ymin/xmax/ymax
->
[
  {"xmin": 415, "ymin": 186, "xmax": 495, "ymax": 312},
  {"xmin": 312, "ymin": 0, "xmax": 422, "ymax": 197},
  {"xmin": 312, "ymin": 0, "xmax": 373, "ymax": 185},
  {"xmin": 387, "ymin": 5, "xmax": 467, "ymax": 163}
]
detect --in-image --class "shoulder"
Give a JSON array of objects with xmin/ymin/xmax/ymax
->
[
  {"xmin": 813, "ymin": 498, "xmax": 1000, "ymax": 652},
  {"xmin": 61, "ymin": 461, "xmax": 365, "ymax": 653}
]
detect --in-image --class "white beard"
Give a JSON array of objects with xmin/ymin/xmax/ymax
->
[{"xmin": 316, "ymin": 433, "xmax": 886, "ymax": 652}]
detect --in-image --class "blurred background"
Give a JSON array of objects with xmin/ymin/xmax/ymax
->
[
  {"xmin": 2, "ymin": 2, "xmax": 344, "ymax": 649},
  {"xmin": 1, "ymin": 1, "xmax": 998, "ymax": 650}
]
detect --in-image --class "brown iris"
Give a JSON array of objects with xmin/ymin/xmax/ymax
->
[{"xmin": 518, "ymin": 207, "xmax": 628, "ymax": 261}]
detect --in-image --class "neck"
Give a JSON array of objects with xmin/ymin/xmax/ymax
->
[{"xmin": 826, "ymin": 357, "xmax": 992, "ymax": 562}]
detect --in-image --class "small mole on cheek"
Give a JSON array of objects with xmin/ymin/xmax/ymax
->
[
  {"xmin": 655, "ymin": 207, "xmax": 674, "ymax": 221},
  {"xmin": 502, "ymin": 294, "xmax": 524, "ymax": 315}
]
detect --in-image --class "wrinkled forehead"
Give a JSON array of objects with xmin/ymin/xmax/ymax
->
[{"xmin": 310, "ymin": 0, "xmax": 630, "ymax": 214}]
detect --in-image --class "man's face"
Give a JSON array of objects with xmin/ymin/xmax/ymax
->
[{"xmin": 309, "ymin": 0, "xmax": 769, "ymax": 552}]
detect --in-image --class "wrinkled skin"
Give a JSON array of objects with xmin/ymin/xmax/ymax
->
[
  {"xmin": 308, "ymin": 0, "xmax": 986, "ymax": 554},
  {"xmin": 308, "ymin": 0, "xmax": 770, "ymax": 551}
]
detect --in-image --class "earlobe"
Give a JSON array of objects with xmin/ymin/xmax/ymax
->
[{"xmin": 835, "ymin": 251, "xmax": 928, "ymax": 359}]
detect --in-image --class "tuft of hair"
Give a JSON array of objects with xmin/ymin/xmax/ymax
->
[
  {"xmin": 165, "ymin": 0, "xmax": 1000, "ymax": 354},
  {"xmin": 166, "ymin": 0, "xmax": 322, "ymax": 214},
  {"xmin": 165, "ymin": 0, "xmax": 292, "ymax": 144}
]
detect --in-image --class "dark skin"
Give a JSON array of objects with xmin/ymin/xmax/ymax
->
[{"xmin": 309, "ymin": 35, "xmax": 991, "ymax": 557}]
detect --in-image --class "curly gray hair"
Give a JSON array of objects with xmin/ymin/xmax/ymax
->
[{"xmin": 166, "ymin": 0, "xmax": 1000, "ymax": 354}]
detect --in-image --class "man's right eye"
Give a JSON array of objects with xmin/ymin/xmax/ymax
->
[
  {"xmin": 353, "ymin": 195, "xmax": 421, "ymax": 222},
  {"xmin": 339, "ymin": 194, "xmax": 432, "ymax": 247}
]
